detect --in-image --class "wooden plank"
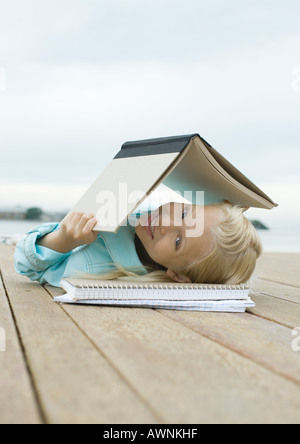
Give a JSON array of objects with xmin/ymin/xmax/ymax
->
[
  {"xmin": 47, "ymin": 286, "xmax": 300, "ymax": 424},
  {"xmin": 0, "ymin": 257, "xmax": 157, "ymax": 424},
  {"xmin": 254, "ymin": 253, "xmax": 300, "ymax": 288},
  {"xmin": 251, "ymin": 278, "xmax": 300, "ymax": 305},
  {"xmin": 0, "ymin": 270, "xmax": 41, "ymax": 424},
  {"xmin": 249, "ymin": 253, "xmax": 300, "ymax": 327},
  {"xmin": 0, "ymin": 245, "xmax": 14, "ymax": 259},
  {"xmin": 248, "ymin": 268, "xmax": 300, "ymax": 328},
  {"xmin": 159, "ymin": 310, "xmax": 300, "ymax": 385},
  {"xmin": 248, "ymin": 292, "xmax": 300, "ymax": 329}
]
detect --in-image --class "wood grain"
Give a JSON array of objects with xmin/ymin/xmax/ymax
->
[{"xmin": 2, "ymin": 245, "xmax": 300, "ymax": 424}]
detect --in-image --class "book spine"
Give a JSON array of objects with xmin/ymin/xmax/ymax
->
[{"xmin": 114, "ymin": 134, "xmax": 199, "ymax": 159}]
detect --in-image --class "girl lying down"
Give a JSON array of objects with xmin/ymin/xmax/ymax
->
[{"xmin": 14, "ymin": 201, "xmax": 262, "ymax": 288}]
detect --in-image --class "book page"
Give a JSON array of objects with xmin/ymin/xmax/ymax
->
[
  {"xmin": 72, "ymin": 152, "xmax": 180, "ymax": 232},
  {"xmin": 163, "ymin": 138, "xmax": 277, "ymax": 209}
]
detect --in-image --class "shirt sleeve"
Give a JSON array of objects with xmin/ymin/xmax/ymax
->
[{"xmin": 14, "ymin": 223, "xmax": 72, "ymax": 286}]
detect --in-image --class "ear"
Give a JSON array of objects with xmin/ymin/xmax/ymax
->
[{"xmin": 167, "ymin": 269, "xmax": 192, "ymax": 284}]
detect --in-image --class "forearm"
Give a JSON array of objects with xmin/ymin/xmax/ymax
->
[
  {"xmin": 36, "ymin": 231, "xmax": 79, "ymax": 254},
  {"xmin": 14, "ymin": 222, "xmax": 72, "ymax": 287},
  {"xmin": 15, "ymin": 213, "xmax": 98, "ymax": 287}
]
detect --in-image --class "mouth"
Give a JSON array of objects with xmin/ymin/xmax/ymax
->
[{"xmin": 144, "ymin": 214, "xmax": 156, "ymax": 240}]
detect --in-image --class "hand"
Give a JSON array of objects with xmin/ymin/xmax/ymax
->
[
  {"xmin": 37, "ymin": 212, "xmax": 98, "ymax": 253},
  {"xmin": 59, "ymin": 212, "xmax": 99, "ymax": 250}
]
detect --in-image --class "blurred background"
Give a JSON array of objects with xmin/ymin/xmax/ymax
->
[{"xmin": 0, "ymin": 0, "xmax": 299, "ymax": 251}]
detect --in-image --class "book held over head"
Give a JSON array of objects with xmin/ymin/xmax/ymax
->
[{"xmin": 71, "ymin": 133, "xmax": 277, "ymax": 232}]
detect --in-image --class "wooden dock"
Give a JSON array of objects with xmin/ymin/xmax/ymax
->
[{"xmin": 0, "ymin": 244, "xmax": 300, "ymax": 424}]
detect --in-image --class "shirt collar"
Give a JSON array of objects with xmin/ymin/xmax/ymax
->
[{"xmin": 99, "ymin": 223, "xmax": 148, "ymax": 275}]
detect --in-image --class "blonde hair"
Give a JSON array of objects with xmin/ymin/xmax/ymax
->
[
  {"xmin": 181, "ymin": 204, "xmax": 263, "ymax": 285},
  {"xmin": 79, "ymin": 203, "xmax": 262, "ymax": 285}
]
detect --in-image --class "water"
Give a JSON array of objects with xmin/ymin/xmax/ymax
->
[
  {"xmin": 0, "ymin": 220, "xmax": 299, "ymax": 253},
  {"xmin": 256, "ymin": 227, "xmax": 300, "ymax": 253},
  {"xmin": 0, "ymin": 220, "xmax": 47, "ymax": 237},
  {"xmin": 0, "ymin": 220, "xmax": 53, "ymax": 244}
]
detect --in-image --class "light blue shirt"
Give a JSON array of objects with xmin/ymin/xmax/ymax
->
[
  {"xmin": 14, "ymin": 184, "xmax": 191, "ymax": 287},
  {"xmin": 14, "ymin": 221, "xmax": 148, "ymax": 287}
]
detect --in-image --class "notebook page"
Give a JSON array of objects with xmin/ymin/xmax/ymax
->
[{"xmin": 54, "ymin": 294, "xmax": 255, "ymax": 312}]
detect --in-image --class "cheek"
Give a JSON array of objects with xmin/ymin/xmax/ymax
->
[{"xmin": 147, "ymin": 239, "xmax": 170, "ymax": 263}]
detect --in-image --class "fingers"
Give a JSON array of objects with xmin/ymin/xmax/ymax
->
[
  {"xmin": 59, "ymin": 212, "xmax": 98, "ymax": 249},
  {"xmin": 73, "ymin": 213, "xmax": 95, "ymax": 233},
  {"xmin": 82, "ymin": 215, "xmax": 98, "ymax": 234},
  {"xmin": 64, "ymin": 212, "xmax": 97, "ymax": 235}
]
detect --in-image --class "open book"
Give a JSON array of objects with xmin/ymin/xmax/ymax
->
[
  {"xmin": 54, "ymin": 278, "xmax": 255, "ymax": 313},
  {"xmin": 72, "ymin": 133, "xmax": 278, "ymax": 232}
]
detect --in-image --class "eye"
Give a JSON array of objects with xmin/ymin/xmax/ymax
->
[
  {"xmin": 182, "ymin": 209, "xmax": 188, "ymax": 219},
  {"xmin": 175, "ymin": 235, "xmax": 181, "ymax": 249}
]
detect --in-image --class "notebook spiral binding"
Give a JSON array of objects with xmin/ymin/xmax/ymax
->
[{"xmin": 78, "ymin": 283, "xmax": 248, "ymax": 291}]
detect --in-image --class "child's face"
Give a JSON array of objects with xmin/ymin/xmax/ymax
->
[{"xmin": 135, "ymin": 203, "xmax": 225, "ymax": 279}]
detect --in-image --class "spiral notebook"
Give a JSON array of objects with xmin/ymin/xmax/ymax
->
[{"xmin": 54, "ymin": 278, "xmax": 255, "ymax": 312}]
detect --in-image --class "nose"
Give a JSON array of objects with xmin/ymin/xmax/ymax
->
[
  {"xmin": 160, "ymin": 224, "xmax": 168, "ymax": 235},
  {"xmin": 159, "ymin": 211, "xmax": 175, "ymax": 235}
]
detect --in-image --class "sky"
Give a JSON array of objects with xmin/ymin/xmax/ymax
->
[{"xmin": 0, "ymin": 0, "xmax": 299, "ymax": 229}]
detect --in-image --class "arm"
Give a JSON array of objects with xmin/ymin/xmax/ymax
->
[{"xmin": 14, "ymin": 213, "xmax": 99, "ymax": 287}]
